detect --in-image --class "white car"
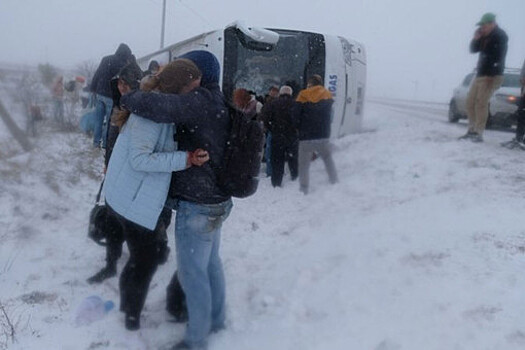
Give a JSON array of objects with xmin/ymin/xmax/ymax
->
[{"xmin": 448, "ymin": 68, "xmax": 521, "ymax": 127}]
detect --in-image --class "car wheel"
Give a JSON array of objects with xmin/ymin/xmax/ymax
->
[{"xmin": 448, "ymin": 100, "xmax": 460, "ymax": 123}]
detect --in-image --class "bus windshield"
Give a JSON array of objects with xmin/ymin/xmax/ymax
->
[{"xmin": 223, "ymin": 28, "xmax": 325, "ymax": 100}]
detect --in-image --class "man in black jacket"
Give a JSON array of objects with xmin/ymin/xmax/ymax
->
[
  {"xmin": 90, "ymin": 43, "xmax": 134, "ymax": 148},
  {"xmin": 460, "ymin": 13, "xmax": 508, "ymax": 143},
  {"xmin": 263, "ymin": 85, "xmax": 298, "ymax": 187}
]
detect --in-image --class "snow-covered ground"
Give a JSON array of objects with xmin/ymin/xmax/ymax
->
[{"xmin": 1, "ymin": 101, "xmax": 525, "ymax": 350}]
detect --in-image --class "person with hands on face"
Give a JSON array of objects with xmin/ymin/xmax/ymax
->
[{"xmin": 459, "ymin": 12, "xmax": 508, "ymax": 143}]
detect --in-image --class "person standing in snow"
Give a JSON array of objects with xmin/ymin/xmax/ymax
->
[
  {"xmin": 459, "ymin": 13, "xmax": 508, "ymax": 143},
  {"xmin": 86, "ymin": 61, "xmax": 147, "ymax": 285},
  {"xmin": 120, "ymin": 50, "xmax": 232, "ymax": 350},
  {"xmin": 90, "ymin": 43, "xmax": 135, "ymax": 148},
  {"xmin": 103, "ymin": 59, "xmax": 208, "ymax": 331},
  {"xmin": 261, "ymin": 85, "xmax": 280, "ymax": 178},
  {"xmin": 262, "ymin": 85, "xmax": 299, "ymax": 187},
  {"xmin": 51, "ymin": 75, "xmax": 64, "ymax": 124},
  {"xmin": 501, "ymin": 58, "xmax": 525, "ymax": 149},
  {"xmin": 293, "ymin": 74, "xmax": 338, "ymax": 194},
  {"xmin": 233, "ymin": 87, "xmax": 262, "ymax": 121}
]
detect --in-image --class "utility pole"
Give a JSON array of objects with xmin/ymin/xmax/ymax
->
[{"xmin": 160, "ymin": 0, "xmax": 166, "ymax": 49}]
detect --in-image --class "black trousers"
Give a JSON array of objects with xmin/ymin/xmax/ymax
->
[
  {"xmin": 107, "ymin": 205, "xmax": 171, "ymax": 318},
  {"xmin": 270, "ymin": 135, "xmax": 298, "ymax": 187},
  {"xmin": 104, "ymin": 209, "xmax": 124, "ymax": 268},
  {"xmin": 104, "ymin": 205, "xmax": 172, "ymax": 268}
]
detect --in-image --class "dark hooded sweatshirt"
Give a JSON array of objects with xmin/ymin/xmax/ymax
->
[{"xmin": 90, "ymin": 44, "xmax": 134, "ymax": 98}]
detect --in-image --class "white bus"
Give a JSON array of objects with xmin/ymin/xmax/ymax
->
[{"xmin": 137, "ymin": 21, "xmax": 367, "ymax": 138}]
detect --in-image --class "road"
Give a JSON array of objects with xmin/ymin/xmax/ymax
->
[{"xmin": 368, "ymin": 97, "xmax": 514, "ymax": 133}]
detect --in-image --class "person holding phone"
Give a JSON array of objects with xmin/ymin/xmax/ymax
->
[{"xmin": 459, "ymin": 13, "xmax": 508, "ymax": 143}]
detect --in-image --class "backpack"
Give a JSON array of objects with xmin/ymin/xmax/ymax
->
[{"xmin": 217, "ymin": 103, "xmax": 265, "ymax": 198}]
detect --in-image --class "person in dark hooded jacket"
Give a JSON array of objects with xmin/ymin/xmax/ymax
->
[
  {"xmin": 120, "ymin": 50, "xmax": 232, "ymax": 350},
  {"xmin": 90, "ymin": 43, "xmax": 134, "ymax": 148}
]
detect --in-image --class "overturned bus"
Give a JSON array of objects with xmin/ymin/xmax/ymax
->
[{"xmin": 137, "ymin": 21, "xmax": 366, "ymax": 137}]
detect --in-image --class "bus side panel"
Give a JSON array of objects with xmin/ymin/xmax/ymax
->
[
  {"xmin": 323, "ymin": 35, "xmax": 347, "ymax": 140},
  {"xmin": 341, "ymin": 40, "xmax": 367, "ymax": 136}
]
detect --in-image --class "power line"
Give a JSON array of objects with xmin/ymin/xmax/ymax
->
[{"xmin": 176, "ymin": 0, "xmax": 213, "ymax": 27}]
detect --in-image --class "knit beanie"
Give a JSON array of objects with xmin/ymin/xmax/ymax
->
[{"xmin": 179, "ymin": 50, "xmax": 220, "ymax": 86}]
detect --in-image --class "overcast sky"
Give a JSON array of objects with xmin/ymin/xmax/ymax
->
[{"xmin": 0, "ymin": 0, "xmax": 523, "ymax": 101}]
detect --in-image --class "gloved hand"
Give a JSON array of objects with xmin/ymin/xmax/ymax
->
[{"xmin": 187, "ymin": 148, "xmax": 209, "ymax": 167}]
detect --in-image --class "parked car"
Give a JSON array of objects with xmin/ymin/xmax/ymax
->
[{"xmin": 448, "ymin": 68, "xmax": 521, "ymax": 127}]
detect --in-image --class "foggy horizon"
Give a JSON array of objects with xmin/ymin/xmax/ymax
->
[{"xmin": 1, "ymin": 0, "xmax": 523, "ymax": 102}]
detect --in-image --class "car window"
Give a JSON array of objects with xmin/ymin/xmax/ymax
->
[
  {"xmin": 462, "ymin": 73, "xmax": 474, "ymax": 86},
  {"xmin": 502, "ymin": 74, "xmax": 521, "ymax": 88}
]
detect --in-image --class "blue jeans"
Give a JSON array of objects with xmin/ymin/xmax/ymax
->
[
  {"xmin": 93, "ymin": 94, "xmax": 113, "ymax": 148},
  {"xmin": 53, "ymin": 98, "xmax": 64, "ymax": 124},
  {"xmin": 173, "ymin": 199, "xmax": 233, "ymax": 349},
  {"xmin": 265, "ymin": 132, "xmax": 272, "ymax": 176}
]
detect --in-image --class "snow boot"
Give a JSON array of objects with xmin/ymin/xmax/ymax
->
[
  {"xmin": 470, "ymin": 134, "xmax": 483, "ymax": 143},
  {"xmin": 458, "ymin": 131, "xmax": 476, "ymax": 140},
  {"xmin": 501, "ymin": 138, "xmax": 520, "ymax": 149},
  {"xmin": 87, "ymin": 265, "xmax": 117, "ymax": 284}
]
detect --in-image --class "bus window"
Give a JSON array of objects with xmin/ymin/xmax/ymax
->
[{"xmin": 223, "ymin": 28, "xmax": 325, "ymax": 101}]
